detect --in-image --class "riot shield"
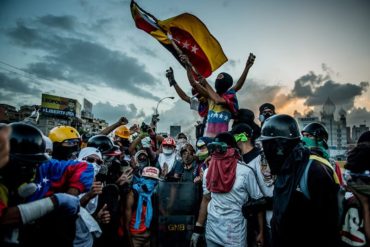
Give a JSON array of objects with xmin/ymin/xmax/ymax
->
[{"xmin": 153, "ymin": 182, "xmax": 201, "ymax": 247}]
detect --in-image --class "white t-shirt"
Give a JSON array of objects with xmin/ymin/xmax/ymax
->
[
  {"xmin": 203, "ymin": 161, "xmax": 264, "ymax": 247},
  {"xmin": 247, "ymin": 155, "xmax": 274, "ymax": 229}
]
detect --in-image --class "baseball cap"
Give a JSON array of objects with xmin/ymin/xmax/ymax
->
[{"xmin": 142, "ymin": 166, "xmax": 160, "ymax": 180}]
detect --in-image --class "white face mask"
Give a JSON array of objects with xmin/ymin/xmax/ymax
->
[
  {"xmin": 177, "ymin": 138, "xmax": 187, "ymax": 144},
  {"xmin": 163, "ymin": 147, "xmax": 174, "ymax": 155},
  {"xmin": 92, "ymin": 163, "xmax": 101, "ymax": 176}
]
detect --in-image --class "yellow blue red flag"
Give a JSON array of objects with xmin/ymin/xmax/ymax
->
[{"xmin": 130, "ymin": 0, "xmax": 228, "ymax": 78}]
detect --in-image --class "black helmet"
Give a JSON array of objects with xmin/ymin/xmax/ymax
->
[
  {"xmin": 9, "ymin": 122, "xmax": 49, "ymax": 163},
  {"xmin": 81, "ymin": 132, "xmax": 93, "ymax": 143},
  {"xmin": 301, "ymin": 122, "xmax": 328, "ymax": 142},
  {"xmin": 87, "ymin": 135, "xmax": 120, "ymax": 155},
  {"xmin": 258, "ymin": 114, "xmax": 300, "ymax": 141}
]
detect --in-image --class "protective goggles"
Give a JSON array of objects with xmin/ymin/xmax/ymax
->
[
  {"xmin": 234, "ymin": 133, "xmax": 248, "ymax": 142},
  {"xmin": 62, "ymin": 138, "xmax": 81, "ymax": 147},
  {"xmin": 84, "ymin": 156, "xmax": 103, "ymax": 165},
  {"xmin": 207, "ymin": 141, "xmax": 228, "ymax": 154}
]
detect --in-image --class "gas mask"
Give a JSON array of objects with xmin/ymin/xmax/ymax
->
[
  {"xmin": 259, "ymin": 112, "xmax": 274, "ymax": 123},
  {"xmin": 261, "ymin": 138, "xmax": 298, "ymax": 175},
  {"xmin": 1, "ymin": 158, "xmax": 39, "ymax": 198}
]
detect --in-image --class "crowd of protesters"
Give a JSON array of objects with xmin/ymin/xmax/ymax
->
[{"xmin": 0, "ymin": 52, "xmax": 369, "ymax": 247}]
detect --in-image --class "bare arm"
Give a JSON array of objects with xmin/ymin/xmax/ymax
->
[
  {"xmin": 125, "ymin": 191, "xmax": 135, "ymax": 247},
  {"xmin": 166, "ymin": 67, "xmax": 190, "ymax": 104},
  {"xmin": 99, "ymin": 117, "xmax": 128, "ymax": 136},
  {"xmin": 196, "ymin": 193, "xmax": 211, "ymax": 226},
  {"xmin": 173, "ymin": 83, "xmax": 190, "ymax": 104},
  {"xmin": 256, "ymin": 210, "xmax": 265, "ymax": 246},
  {"xmin": 350, "ymin": 187, "xmax": 370, "ymax": 241},
  {"xmin": 128, "ymin": 133, "xmax": 146, "ymax": 155},
  {"xmin": 186, "ymin": 67, "xmax": 209, "ymax": 98},
  {"xmin": 231, "ymin": 53, "xmax": 256, "ymax": 92}
]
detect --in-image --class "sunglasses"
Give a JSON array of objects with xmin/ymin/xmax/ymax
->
[{"xmin": 84, "ymin": 156, "xmax": 103, "ymax": 165}]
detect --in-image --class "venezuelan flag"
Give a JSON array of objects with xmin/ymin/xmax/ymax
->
[{"xmin": 130, "ymin": 1, "xmax": 228, "ymax": 78}]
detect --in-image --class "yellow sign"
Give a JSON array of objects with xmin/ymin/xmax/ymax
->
[{"xmin": 41, "ymin": 94, "xmax": 79, "ymax": 117}]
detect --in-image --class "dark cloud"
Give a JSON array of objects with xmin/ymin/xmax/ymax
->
[
  {"xmin": 347, "ymin": 107, "xmax": 370, "ymax": 126},
  {"xmin": 6, "ymin": 21, "xmax": 42, "ymax": 48},
  {"xmin": 6, "ymin": 18, "xmax": 161, "ymax": 101},
  {"xmin": 292, "ymin": 71, "xmax": 329, "ymax": 98},
  {"xmin": 0, "ymin": 72, "xmax": 41, "ymax": 96},
  {"xmin": 37, "ymin": 15, "xmax": 76, "ymax": 30},
  {"xmin": 305, "ymin": 80, "xmax": 368, "ymax": 109},
  {"xmin": 291, "ymin": 70, "xmax": 369, "ymax": 110},
  {"xmin": 92, "ymin": 101, "xmax": 146, "ymax": 124},
  {"xmin": 237, "ymin": 79, "xmax": 285, "ymax": 115}
]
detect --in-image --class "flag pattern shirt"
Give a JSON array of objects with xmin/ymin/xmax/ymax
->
[
  {"xmin": 27, "ymin": 159, "xmax": 94, "ymax": 201},
  {"xmin": 205, "ymin": 89, "xmax": 238, "ymax": 137}
]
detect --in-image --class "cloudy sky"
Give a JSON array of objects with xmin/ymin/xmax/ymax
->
[{"xmin": 0, "ymin": 0, "xmax": 369, "ymax": 135}]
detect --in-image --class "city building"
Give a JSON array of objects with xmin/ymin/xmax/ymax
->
[
  {"xmin": 0, "ymin": 104, "xmax": 19, "ymax": 122},
  {"xmin": 320, "ymin": 98, "xmax": 347, "ymax": 150},
  {"xmin": 352, "ymin": 124, "xmax": 369, "ymax": 143},
  {"xmin": 0, "ymin": 94, "xmax": 108, "ymax": 136},
  {"xmin": 294, "ymin": 97, "xmax": 355, "ymax": 160}
]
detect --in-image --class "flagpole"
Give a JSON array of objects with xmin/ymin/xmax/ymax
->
[{"xmin": 166, "ymin": 33, "xmax": 202, "ymax": 80}]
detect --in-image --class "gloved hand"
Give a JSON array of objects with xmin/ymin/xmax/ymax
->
[
  {"xmin": 166, "ymin": 67, "xmax": 176, "ymax": 86},
  {"xmin": 190, "ymin": 232, "xmax": 200, "ymax": 247},
  {"xmin": 190, "ymin": 225, "xmax": 205, "ymax": 247},
  {"xmin": 53, "ymin": 193, "xmax": 80, "ymax": 215}
]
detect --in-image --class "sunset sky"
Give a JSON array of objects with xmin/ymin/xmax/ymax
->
[{"xmin": 1, "ymin": 0, "xmax": 369, "ymax": 134}]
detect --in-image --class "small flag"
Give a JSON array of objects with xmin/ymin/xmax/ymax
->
[{"xmin": 130, "ymin": 1, "xmax": 228, "ymax": 78}]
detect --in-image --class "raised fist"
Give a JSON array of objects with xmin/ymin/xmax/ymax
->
[{"xmin": 166, "ymin": 67, "xmax": 176, "ymax": 86}]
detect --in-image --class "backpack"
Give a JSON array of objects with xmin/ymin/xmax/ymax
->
[{"xmin": 298, "ymin": 154, "xmax": 345, "ymax": 221}]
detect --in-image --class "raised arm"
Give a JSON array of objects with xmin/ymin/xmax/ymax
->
[
  {"xmin": 231, "ymin": 53, "xmax": 256, "ymax": 92},
  {"xmin": 166, "ymin": 67, "xmax": 190, "ymax": 104},
  {"xmin": 99, "ymin": 116, "xmax": 128, "ymax": 136}
]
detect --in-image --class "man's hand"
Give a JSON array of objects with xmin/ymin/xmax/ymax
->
[
  {"xmin": 129, "ymin": 124, "xmax": 140, "ymax": 134},
  {"xmin": 166, "ymin": 67, "xmax": 176, "ymax": 87},
  {"xmin": 118, "ymin": 116, "xmax": 128, "ymax": 125},
  {"xmin": 151, "ymin": 114, "xmax": 160, "ymax": 125},
  {"xmin": 86, "ymin": 181, "xmax": 103, "ymax": 199},
  {"xmin": 190, "ymin": 232, "xmax": 200, "ymax": 247},
  {"xmin": 53, "ymin": 193, "xmax": 80, "ymax": 215},
  {"xmin": 190, "ymin": 224, "xmax": 205, "ymax": 247},
  {"xmin": 246, "ymin": 53, "xmax": 256, "ymax": 69},
  {"xmin": 179, "ymin": 54, "xmax": 191, "ymax": 68},
  {"xmin": 97, "ymin": 204, "xmax": 111, "ymax": 224},
  {"xmin": 116, "ymin": 167, "xmax": 133, "ymax": 186}
]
